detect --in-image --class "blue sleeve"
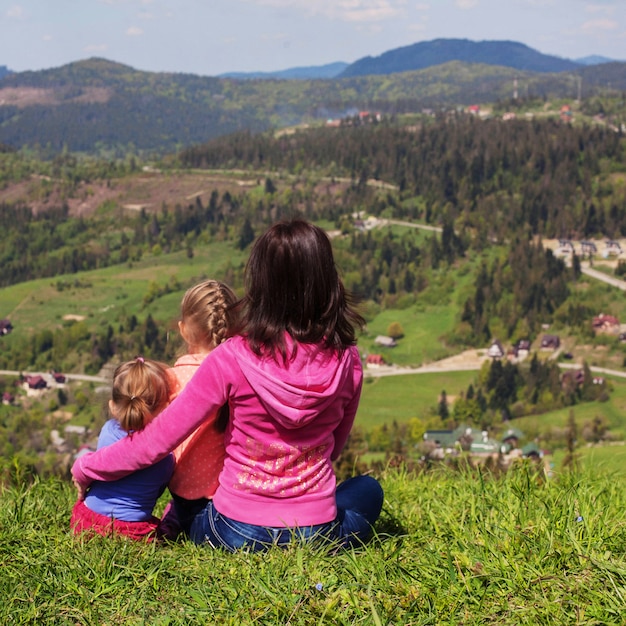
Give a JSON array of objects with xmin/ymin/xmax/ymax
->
[{"xmin": 96, "ymin": 419, "xmax": 128, "ymax": 449}]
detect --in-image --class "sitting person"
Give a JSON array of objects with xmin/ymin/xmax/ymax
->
[
  {"xmin": 73, "ymin": 219, "xmax": 384, "ymax": 551},
  {"xmin": 159, "ymin": 279, "xmax": 237, "ymax": 538},
  {"xmin": 70, "ymin": 357, "xmax": 175, "ymax": 541}
]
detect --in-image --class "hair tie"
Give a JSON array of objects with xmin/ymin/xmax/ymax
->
[{"xmin": 136, "ymin": 356, "xmax": 145, "ymax": 364}]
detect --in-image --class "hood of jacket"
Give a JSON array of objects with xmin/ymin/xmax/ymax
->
[{"xmin": 229, "ymin": 335, "xmax": 358, "ymax": 430}]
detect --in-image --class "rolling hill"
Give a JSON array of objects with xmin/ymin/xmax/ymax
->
[{"xmin": 0, "ymin": 39, "xmax": 624, "ymax": 156}]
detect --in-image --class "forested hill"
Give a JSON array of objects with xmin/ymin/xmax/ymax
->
[
  {"xmin": 180, "ymin": 115, "xmax": 625, "ymax": 241},
  {"xmin": 339, "ymin": 39, "xmax": 581, "ymax": 78},
  {"xmin": 0, "ymin": 56, "xmax": 625, "ymax": 156}
]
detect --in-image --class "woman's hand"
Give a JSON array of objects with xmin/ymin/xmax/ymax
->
[{"xmin": 72, "ymin": 477, "xmax": 88, "ymax": 500}]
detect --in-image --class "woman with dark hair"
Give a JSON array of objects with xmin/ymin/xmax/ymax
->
[{"xmin": 73, "ymin": 219, "xmax": 384, "ymax": 551}]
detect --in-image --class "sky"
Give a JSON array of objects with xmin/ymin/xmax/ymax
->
[{"xmin": 1, "ymin": 0, "xmax": 625, "ymax": 77}]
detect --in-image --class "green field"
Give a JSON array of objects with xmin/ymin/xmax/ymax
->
[
  {"xmin": 357, "ymin": 370, "xmax": 478, "ymax": 427},
  {"xmin": 1, "ymin": 241, "xmax": 247, "ymax": 341}
]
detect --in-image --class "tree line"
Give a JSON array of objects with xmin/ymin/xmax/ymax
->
[{"xmin": 180, "ymin": 114, "xmax": 626, "ymax": 241}]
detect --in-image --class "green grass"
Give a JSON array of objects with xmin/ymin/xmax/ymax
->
[
  {"xmin": 2, "ymin": 465, "xmax": 626, "ymax": 624},
  {"xmin": 1, "ymin": 242, "xmax": 246, "ymax": 341},
  {"xmin": 514, "ymin": 374, "xmax": 626, "ymax": 441},
  {"xmin": 552, "ymin": 444, "xmax": 626, "ymax": 476},
  {"xmin": 357, "ymin": 371, "xmax": 477, "ymax": 427},
  {"xmin": 359, "ymin": 305, "xmax": 457, "ymax": 366}
]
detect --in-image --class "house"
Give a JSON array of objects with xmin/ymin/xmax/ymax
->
[
  {"xmin": 51, "ymin": 371, "xmax": 67, "ymax": 384},
  {"xmin": 487, "ymin": 339, "xmax": 505, "ymax": 359},
  {"xmin": 561, "ymin": 369, "xmax": 585, "ymax": 390},
  {"xmin": 521, "ymin": 442, "xmax": 543, "ymax": 459},
  {"xmin": 24, "ymin": 375, "xmax": 47, "ymax": 390},
  {"xmin": 540, "ymin": 334, "xmax": 560, "ymax": 350},
  {"xmin": 501, "ymin": 428, "xmax": 524, "ymax": 449},
  {"xmin": 467, "ymin": 105, "xmax": 480, "ymax": 115},
  {"xmin": 2, "ymin": 392, "xmax": 14, "ymax": 405},
  {"xmin": 592, "ymin": 313, "xmax": 620, "ymax": 335},
  {"xmin": 365, "ymin": 354, "xmax": 386, "ymax": 368},
  {"xmin": 65, "ymin": 425, "xmax": 87, "ymax": 436},
  {"xmin": 375, "ymin": 335, "xmax": 397, "ymax": 348},
  {"xmin": 0, "ymin": 319, "xmax": 13, "ymax": 335},
  {"xmin": 424, "ymin": 425, "xmax": 500, "ymax": 456},
  {"xmin": 604, "ymin": 240, "xmax": 623, "ymax": 256},
  {"xmin": 560, "ymin": 104, "xmax": 572, "ymax": 122},
  {"xmin": 580, "ymin": 240, "xmax": 597, "ymax": 256},
  {"xmin": 556, "ymin": 239, "xmax": 575, "ymax": 255},
  {"xmin": 513, "ymin": 339, "xmax": 531, "ymax": 358}
]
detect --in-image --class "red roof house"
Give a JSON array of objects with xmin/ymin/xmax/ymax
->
[{"xmin": 366, "ymin": 354, "xmax": 386, "ymax": 367}]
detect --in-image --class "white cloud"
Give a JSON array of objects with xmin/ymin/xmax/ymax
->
[
  {"xmin": 581, "ymin": 18, "xmax": 618, "ymax": 33},
  {"xmin": 455, "ymin": 0, "xmax": 478, "ymax": 8},
  {"xmin": 126, "ymin": 26, "xmax": 144, "ymax": 36},
  {"xmin": 585, "ymin": 3, "xmax": 615, "ymax": 14},
  {"xmin": 7, "ymin": 4, "xmax": 25, "ymax": 19},
  {"xmin": 414, "ymin": 3, "xmax": 430, "ymax": 10},
  {"xmin": 42, "ymin": 34, "xmax": 53, "ymax": 42}
]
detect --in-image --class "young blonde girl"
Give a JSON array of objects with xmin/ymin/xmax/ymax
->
[
  {"xmin": 70, "ymin": 357, "xmax": 175, "ymax": 541},
  {"xmin": 160, "ymin": 280, "xmax": 237, "ymax": 536}
]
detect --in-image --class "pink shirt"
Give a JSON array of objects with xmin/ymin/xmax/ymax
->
[
  {"xmin": 168, "ymin": 354, "xmax": 225, "ymax": 500},
  {"xmin": 73, "ymin": 335, "xmax": 362, "ymax": 527}
]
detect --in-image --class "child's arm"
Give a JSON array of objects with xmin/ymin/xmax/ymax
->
[{"xmin": 72, "ymin": 349, "xmax": 229, "ymax": 487}]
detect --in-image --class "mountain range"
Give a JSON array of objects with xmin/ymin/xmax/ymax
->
[
  {"xmin": 0, "ymin": 38, "xmax": 624, "ymax": 155},
  {"xmin": 219, "ymin": 38, "xmax": 616, "ymax": 80}
]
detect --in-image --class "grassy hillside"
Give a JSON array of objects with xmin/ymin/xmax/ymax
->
[{"xmin": 2, "ymin": 465, "xmax": 625, "ymax": 624}]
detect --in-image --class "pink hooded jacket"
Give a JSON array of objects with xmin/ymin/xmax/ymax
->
[{"xmin": 72, "ymin": 335, "xmax": 363, "ymax": 527}]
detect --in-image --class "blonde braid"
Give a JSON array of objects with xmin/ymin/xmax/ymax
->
[{"xmin": 180, "ymin": 280, "xmax": 237, "ymax": 350}]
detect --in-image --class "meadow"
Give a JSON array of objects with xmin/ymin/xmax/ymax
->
[
  {"xmin": 2, "ymin": 464, "xmax": 625, "ymax": 625},
  {"xmin": 1, "ymin": 241, "xmax": 247, "ymax": 338}
]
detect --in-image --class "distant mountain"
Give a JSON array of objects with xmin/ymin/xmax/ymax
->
[
  {"xmin": 220, "ymin": 62, "xmax": 348, "ymax": 80},
  {"xmin": 0, "ymin": 55, "xmax": 624, "ymax": 156},
  {"xmin": 339, "ymin": 38, "xmax": 581, "ymax": 77},
  {"xmin": 575, "ymin": 55, "xmax": 616, "ymax": 66}
]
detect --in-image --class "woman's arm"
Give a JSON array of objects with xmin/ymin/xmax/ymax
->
[
  {"xmin": 72, "ymin": 349, "xmax": 230, "ymax": 487},
  {"xmin": 331, "ymin": 347, "xmax": 363, "ymax": 461}
]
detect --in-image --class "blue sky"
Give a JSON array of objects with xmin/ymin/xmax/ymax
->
[{"xmin": 2, "ymin": 0, "xmax": 625, "ymax": 76}]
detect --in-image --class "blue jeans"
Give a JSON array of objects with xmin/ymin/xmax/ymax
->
[{"xmin": 189, "ymin": 475, "xmax": 384, "ymax": 552}]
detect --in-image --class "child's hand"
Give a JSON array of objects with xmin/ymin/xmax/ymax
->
[{"xmin": 73, "ymin": 477, "xmax": 88, "ymax": 500}]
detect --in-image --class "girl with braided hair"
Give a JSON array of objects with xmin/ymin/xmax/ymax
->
[
  {"xmin": 159, "ymin": 280, "xmax": 237, "ymax": 537},
  {"xmin": 70, "ymin": 357, "xmax": 175, "ymax": 541}
]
